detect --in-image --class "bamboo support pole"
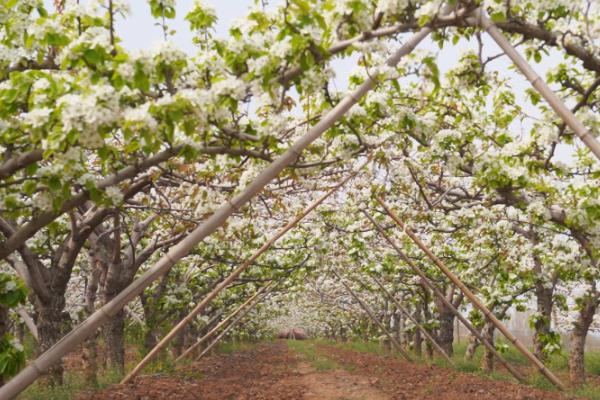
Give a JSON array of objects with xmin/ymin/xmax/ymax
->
[
  {"xmin": 468, "ymin": 8, "xmax": 600, "ymax": 162},
  {"xmin": 16, "ymin": 307, "xmax": 38, "ymax": 342},
  {"xmin": 121, "ymin": 157, "xmax": 375, "ymax": 384},
  {"xmin": 174, "ymin": 282, "xmax": 272, "ymax": 363},
  {"xmin": 369, "ymin": 275, "xmax": 455, "ymax": 366},
  {"xmin": 332, "ymin": 269, "xmax": 413, "ymax": 361},
  {"xmin": 376, "ymin": 198, "xmax": 565, "ymax": 390},
  {"xmin": 362, "ymin": 210, "xmax": 526, "ymax": 383},
  {"xmin": 0, "ymin": 23, "xmax": 436, "ymax": 400},
  {"xmin": 195, "ymin": 289, "xmax": 271, "ymax": 361}
]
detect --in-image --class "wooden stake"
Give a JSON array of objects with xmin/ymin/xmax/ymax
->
[
  {"xmin": 362, "ymin": 210, "xmax": 527, "ymax": 383},
  {"xmin": 468, "ymin": 8, "xmax": 600, "ymax": 162},
  {"xmin": 332, "ymin": 269, "xmax": 413, "ymax": 361},
  {"xmin": 195, "ymin": 289, "xmax": 271, "ymax": 361},
  {"xmin": 376, "ymin": 198, "xmax": 565, "ymax": 390},
  {"xmin": 121, "ymin": 158, "xmax": 374, "ymax": 384},
  {"xmin": 369, "ymin": 275, "xmax": 455, "ymax": 366},
  {"xmin": 0, "ymin": 14, "xmax": 439, "ymax": 398},
  {"xmin": 174, "ymin": 282, "xmax": 272, "ymax": 363}
]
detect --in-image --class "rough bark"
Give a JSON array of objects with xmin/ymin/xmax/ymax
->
[
  {"xmin": 431, "ymin": 286, "xmax": 461, "ymax": 357},
  {"xmin": 36, "ymin": 300, "xmax": 69, "ymax": 385},
  {"xmin": 82, "ymin": 241, "xmax": 102, "ymax": 385},
  {"xmin": 414, "ymin": 304, "xmax": 423, "ymax": 357},
  {"xmin": 103, "ymin": 311, "xmax": 125, "ymax": 373},
  {"xmin": 464, "ymin": 332, "xmax": 479, "ymax": 361},
  {"xmin": 171, "ymin": 309, "xmax": 189, "ymax": 358},
  {"xmin": 568, "ymin": 294, "xmax": 598, "ymax": 385},
  {"xmin": 437, "ymin": 308, "xmax": 455, "ymax": 357},
  {"xmin": 0, "ymin": 305, "xmax": 8, "ymax": 386},
  {"xmin": 533, "ymin": 283, "xmax": 554, "ymax": 361},
  {"xmin": 481, "ymin": 321, "xmax": 495, "ymax": 372}
]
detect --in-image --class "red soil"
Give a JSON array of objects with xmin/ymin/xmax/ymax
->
[{"xmin": 77, "ymin": 341, "xmax": 578, "ymax": 400}]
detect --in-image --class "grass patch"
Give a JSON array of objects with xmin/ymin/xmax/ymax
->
[
  {"xmin": 326, "ymin": 338, "xmax": 600, "ymax": 399},
  {"xmin": 286, "ymin": 340, "xmax": 338, "ymax": 371},
  {"xmin": 18, "ymin": 368, "xmax": 122, "ymax": 400},
  {"xmin": 574, "ymin": 383, "xmax": 600, "ymax": 400}
]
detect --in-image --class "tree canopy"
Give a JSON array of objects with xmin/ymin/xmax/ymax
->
[{"xmin": 0, "ymin": 0, "xmax": 599, "ymax": 394}]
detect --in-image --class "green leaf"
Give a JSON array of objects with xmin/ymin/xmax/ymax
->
[
  {"xmin": 490, "ymin": 11, "xmax": 506, "ymax": 23},
  {"xmin": 47, "ymin": 176, "xmax": 61, "ymax": 192},
  {"xmin": 23, "ymin": 181, "xmax": 37, "ymax": 196},
  {"xmin": 83, "ymin": 48, "xmax": 102, "ymax": 65}
]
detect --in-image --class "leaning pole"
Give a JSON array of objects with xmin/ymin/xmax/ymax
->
[
  {"xmin": 377, "ymin": 198, "xmax": 565, "ymax": 390},
  {"xmin": 174, "ymin": 282, "xmax": 272, "ymax": 363},
  {"xmin": 332, "ymin": 269, "xmax": 413, "ymax": 361},
  {"xmin": 194, "ymin": 289, "xmax": 272, "ymax": 361},
  {"xmin": 468, "ymin": 8, "xmax": 600, "ymax": 161},
  {"xmin": 362, "ymin": 210, "xmax": 527, "ymax": 383},
  {"xmin": 120, "ymin": 151, "xmax": 375, "ymax": 384},
  {"xmin": 369, "ymin": 275, "xmax": 455, "ymax": 366},
  {"xmin": 0, "ymin": 9, "xmax": 449, "ymax": 397}
]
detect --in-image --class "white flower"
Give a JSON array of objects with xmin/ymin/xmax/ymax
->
[
  {"xmin": 117, "ymin": 62, "xmax": 135, "ymax": 79},
  {"xmin": 537, "ymin": 125, "xmax": 559, "ymax": 145},
  {"xmin": 527, "ymin": 200, "xmax": 551, "ymax": 221},
  {"xmin": 247, "ymin": 56, "xmax": 270, "ymax": 75},
  {"xmin": 152, "ymin": 41, "xmax": 186, "ymax": 64},
  {"xmin": 376, "ymin": 0, "xmax": 410, "ymax": 14},
  {"xmin": 124, "ymin": 103, "xmax": 157, "ymax": 130},
  {"xmin": 32, "ymin": 78, "xmax": 51, "ymax": 92},
  {"xmin": 28, "ymin": 17, "xmax": 65, "ymax": 40},
  {"xmin": 348, "ymin": 104, "xmax": 366, "ymax": 118},
  {"xmin": 4, "ymin": 281, "xmax": 16, "ymax": 292},
  {"xmin": 300, "ymin": 25, "xmax": 323, "ymax": 42},
  {"xmin": 9, "ymin": 338, "xmax": 24, "ymax": 352},
  {"xmin": 157, "ymin": 0, "xmax": 176, "ymax": 7},
  {"xmin": 32, "ymin": 192, "xmax": 53, "ymax": 211},
  {"xmin": 77, "ymin": 173, "xmax": 95, "ymax": 185},
  {"xmin": 416, "ymin": 1, "xmax": 442, "ymax": 19},
  {"xmin": 212, "ymin": 77, "xmax": 247, "ymax": 100},
  {"xmin": 57, "ymin": 84, "xmax": 119, "ymax": 139},
  {"xmin": 105, "ymin": 186, "xmax": 123, "ymax": 205},
  {"xmin": 57, "ymin": 147, "xmax": 82, "ymax": 163},
  {"xmin": 270, "ymin": 37, "xmax": 292, "ymax": 59},
  {"xmin": 21, "ymin": 107, "xmax": 52, "ymax": 128}
]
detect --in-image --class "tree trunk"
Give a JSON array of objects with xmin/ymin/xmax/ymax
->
[
  {"xmin": 399, "ymin": 312, "xmax": 407, "ymax": 350},
  {"xmin": 144, "ymin": 325, "xmax": 159, "ymax": 351},
  {"xmin": 0, "ymin": 305, "xmax": 8, "ymax": 386},
  {"xmin": 464, "ymin": 332, "xmax": 479, "ymax": 361},
  {"xmin": 82, "ymin": 247, "xmax": 101, "ymax": 385},
  {"xmin": 569, "ymin": 294, "xmax": 597, "ymax": 385},
  {"xmin": 481, "ymin": 321, "xmax": 494, "ymax": 372},
  {"xmin": 437, "ymin": 309, "xmax": 455, "ymax": 357},
  {"xmin": 103, "ymin": 310, "xmax": 125, "ymax": 374},
  {"xmin": 414, "ymin": 304, "xmax": 423, "ymax": 357},
  {"xmin": 36, "ymin": 300, "xmax": 68, "ymax": 385},
  {"xmin": 533, "ymin": 279, "xmax": 554, "ymax": 361},
  {"xmin": 171, "ymin": 309, "xmax": 188, "ymax": 358}
]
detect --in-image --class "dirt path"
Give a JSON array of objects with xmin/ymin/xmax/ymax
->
[
  {"xmin": 314, "ymin": 343, "xmax": 573, "ymax": 400},
  {"xmin": 288, "ymin": 361, "xmax": 389, "ymax": 400},
  {"xmin": 79, "ymin": 341, "xmax": 575, "ymax": 400}
]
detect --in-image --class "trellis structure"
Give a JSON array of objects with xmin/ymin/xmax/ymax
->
[
  {"xmin": 121, "ymin": 155, "xmax": 373, "ymax": 383},
  {"xmin": 362, "ymin": 210, "xmax": 528, "ymax": 383},
  {"xmin": 333, "ymin": 268, "xmax": 413, "ymax": 361},
  {"xmin": 1, "ymin": 4, "xmax": 598, "ymax": 398},
  {"xmin": 174, "ymin": 281, "xmax": 273, "ymax": 363}
]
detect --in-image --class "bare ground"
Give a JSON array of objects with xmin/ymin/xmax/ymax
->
[{"xmin": 77, "ymin": 341, "xmax": 577, "ymax": 400}]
